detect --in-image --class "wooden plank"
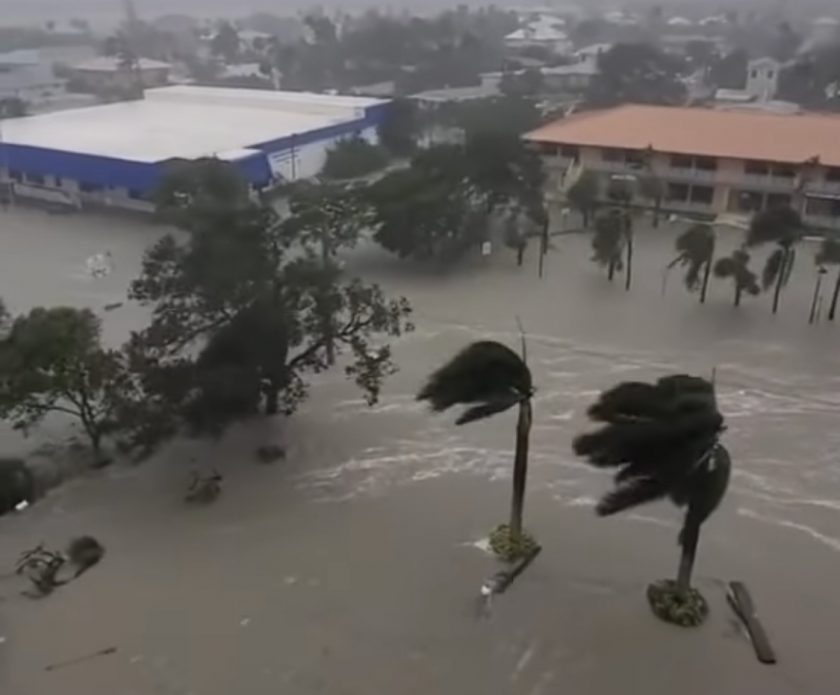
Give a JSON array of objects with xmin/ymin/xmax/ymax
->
[{"xmin": 727, "ymin": 581, "xmax": 777, "ymax": 665}]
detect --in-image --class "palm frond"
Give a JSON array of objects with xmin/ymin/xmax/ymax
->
[
  {"xmin": 573, "ymin": 374, "xmax": 725, "ymax": 516},
  {"xmin": 762, "ymin": 248, "xmax": 786, "ymax": 290},
  {"xmin": 747, "ymin": 207, "xmax": 803, "ymax": 247},
  {"xmin": 418, "ymin": 341, "xmax": 532, "ymax": 424},
  {"xmin": 817, "ymin": 238, "xmax": 840, "ymax": 266}
]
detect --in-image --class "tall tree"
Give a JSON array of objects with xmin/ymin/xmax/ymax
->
[
  {"xmin": 210, "ymin": 21, "xmax": 240, "ymax": 62},
  {"xmin": 0, "ymin": 307, "xmax": 132, "ymax": 458},
  {"xmin": 669, "ymin": 224, "xmax": 716, "ymax": 303},
  {"xmin": 128, "ymin": 174, "xmax": 412, "ymax": 445},
  {"xmin": 418, "ymin": 340, "xmax": 537, "ymax": 561},
  {"xmin": 591, "ymin": 210, "xmax": 625, "ymax": 282},
  {"xmin": 606, "ymin": 180, "xmax": 635, "ymax": 291},
  {"xmin": 565, "ymin": 170, "xmax": 599, "ymax": 228},
  {"xmin": 573, "ymin": 375, "xmax": 731, "ymax": 626},
  {"xmin": 816, "ymin": 237, "xmax": 840, "ymax": 321},
  {"xmin": 586, "ymin": 43, "xmax": 687, "ymax": 108},
  {"xmin": 638, "ymin": 173, "xmax": 665, "ymax": 229},
  {"xmin": 746, "ymin": 207, "xmax": 803, "ymax": 315},
  {"xmin": 0, "ymin": 97, "xmax": 28, "ymax": 119},
  {"xmin": 713, "ymin": 249, "xmax": 760, "ymax": 307}
]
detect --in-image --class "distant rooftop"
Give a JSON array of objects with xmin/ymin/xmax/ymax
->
[
  {"xmin": 1, "ymin": 86, "xmax": 387, "ymax": 163},
  {"xmin": 525, "ymin": 104, "xmax": 840, "ymax": 167},
  {"xmin": 71, "ymin": 57, "xmax": 172, "ymax": 72}
]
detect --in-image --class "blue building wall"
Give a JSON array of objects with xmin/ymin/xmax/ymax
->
[{"xmin": 0, "ymin": 101, "xmax": 389, "ymax": 196}]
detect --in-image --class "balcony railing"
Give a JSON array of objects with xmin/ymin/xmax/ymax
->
[
  {"xmin": 804, "ymin": 213, "xmax": 840, "ymax": 231},
  {"xmin": 804, "ymin": 180, "xmax": 840, "ymax": 196}
]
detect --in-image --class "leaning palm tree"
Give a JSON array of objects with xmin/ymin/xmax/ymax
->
[
  {"xmin": 714, "ymin": 249, "xmax": 760, "ymax": 307},
  {"xmin": 418, "ymin": 340, "xmax": 536, "ymax": 561},
  {"xmin": 669, "ymin": 224, "xmax": 716, "ymax": 303},
  {"xmin": 816, "ymin": 237, "xmax": 840, "ymax": 321},
  {"xmin": 592, "ymin": 210, "xmax": 626, "ymax": 283},
  {"xmin": 573, "ymin": 374, "xmax": 731, "ymax": 626},
  {"xmin": 746, "ymin": 207, "xmax": 803, "ymax": 314}
]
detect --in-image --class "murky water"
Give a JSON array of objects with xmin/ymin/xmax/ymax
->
[{"xmin": 1, "ymin": 207, "xmax": 839, "ymax": 694}]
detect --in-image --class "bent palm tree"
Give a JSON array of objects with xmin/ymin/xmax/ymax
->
[
  {"xmin": 669, "ymin": 224, "xmax": 716, "ymax": 303},
  {"xmin": 714, "ymin": 249, "xmax": 760, "ymax": 307},
  {"xmin": 746, "ymin": 207, "xmax": 803, "ymax": 314},
  {"xmin": 418, "ymin": 340, "xmax": 535, "ymax": 559},
  {"xmin": 592, "ymin": 210, "xmax": 626, "ymax": 283},
  {"xmin": 573, "ymin": 374, "xmax": 731, "ymax": 626},
  {"xmin": 816, "ymin": 237, "xmax": 840, "ymax": 321}
]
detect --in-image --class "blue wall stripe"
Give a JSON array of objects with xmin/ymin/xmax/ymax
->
[{"xmin": 0, "ymin": 101, "xmax": 390, "ymax": 194}]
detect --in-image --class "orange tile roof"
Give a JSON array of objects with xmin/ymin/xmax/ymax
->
[{"xmin": 525, "ymin": 104, "xmax": 840, "ymax": 167}]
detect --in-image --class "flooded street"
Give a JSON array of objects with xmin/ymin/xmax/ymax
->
[{"xmin": 1, "ymin": 207, "xmax": 839, "ymax": 694}]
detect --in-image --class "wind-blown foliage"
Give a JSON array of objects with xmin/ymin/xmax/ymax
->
[
  {"xmin": 591, "ymin": 210, "xmax": 625, "ymax": 281},
  {"xmin": 670, "ymin": 224, "xmax": 715, "ymax": 302},
  {"xmin": 566, "ymin": 170, "xmax": 599, "ymax": 227},
  {"xmin": 746, "ymin": 207, "xmax": 803, "ymax": 314},
  {"xmin": 417, "ymin": 341, "xmax": 532, "ymax": 425},
  {"xmin": 573, "ymin": 374, "xmax": 731, "ymax": 597},
  {"xmin": 714, "ymin": 249, "xmax": 760, "ymax": 307},
  {"xmin": 0, "ymin": 307, "xmax": 133, "ymax": 455},
  {"xmin": 418, "ymin": 339, "xmax": 536, "ymax": 552}
]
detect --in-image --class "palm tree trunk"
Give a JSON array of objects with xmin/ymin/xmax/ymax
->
[
  {"xmin": 676, "ymin": 512, "xmax": 700, "ymax": 594},
  {"xmin": 700, "ymin": 241, "xmax": 714, "ymax": 304},
  {"xmin": 829, "ymin": 269, "xmax": 840, "ymax": 321},
  {"xmin": 509, "ymin": 399, "xmax": 532, "ymax": 540},
  {"xmin": 265, "ymin": 385, "xmax": 280, "ymax": 415},
  {"xmin": 321, "ymin": 237, "xmax": 335, "ymax": 365},
  {"xmin": 734, "ymin": 283, "xmax": 742, "ymax": 307},
  {"xmin": 809, "ymin": 272, "xmax": 824, "ymax": 324},
  {"xmin": 771, "ymin": 248, "xmax": 787, "ymax": 315},
  {"xmin": 607, "ymin": 258, "xmax": 616, "ymax": 282},
  {"xmin": 652, "ymin": 197, "xmax": 661, "ymax": 228},
  {"xmin": 625, "ymin": 231, "xmax": 633, "ymax": 291}
]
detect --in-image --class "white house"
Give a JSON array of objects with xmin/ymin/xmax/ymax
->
[{"xmin": 505, "ymin": 14, "xmax": 571, "ymax": 54}]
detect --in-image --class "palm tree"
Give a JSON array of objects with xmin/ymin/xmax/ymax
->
[
  {"xmin": 573, "ymin": 374, "xmax": 731, "ymax": 626},
  {"xmin": 816, "ymin": 237, "xmax": 840, "ymax": 321},
  {"xmin": 746, "ymin": 207, "xmax": 803, "ymax": 314},
  {"xmin": 669, "ymin": 224, "xmax": 716, "ymax": 303},
  {"xmin": 592, "ymin": 210, "xmax": 626, "ymax": 283},
  {"xmin": 714, "ymin": 249, "xmax": 760, "ymax": 307},
  {"xmin": 418, "ymin": 340, "xmax": 536, "ymax": 560},
  {"xmin": 566, "ymin": 170, "xmax": 599, "ymax": 228}
]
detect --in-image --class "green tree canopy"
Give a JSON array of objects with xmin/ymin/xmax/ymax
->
[{"xmin": 0, "ymin": 306, "xmax": 132, "ymax": 455}]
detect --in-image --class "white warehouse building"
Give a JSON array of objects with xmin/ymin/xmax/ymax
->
[{"xmin": 0, "ymin": 86, "xmax": 390, "ymax": 212}]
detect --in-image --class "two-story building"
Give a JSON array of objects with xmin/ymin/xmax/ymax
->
[{"xmin": 525, "ymin": 104, "xmax": 840, "ymax": 230}]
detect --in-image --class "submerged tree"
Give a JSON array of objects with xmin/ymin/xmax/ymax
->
[
  {"xmin": 816, "ymin": 237, "xmax": 840, "ymax": 321},
  {"xmin": 714, "ymin": 249, "xmax": 760, "ymax": 307},
  {"xmin": 418, "ymin": 340, "xmax": 537, "ymax": 562},
  {"xmin": 669, "ymin": 224, "xmax": 716, "ymax": 303},
  {"xmin": 573, "ymin": 374, "xmax": 731, "ymax": 626},
  {"xmin": 746, "ymin": 207, "xmax": 803, "ymax": 314},
  {"xmin": 591, "ymin": 210, "xmax": 626, "ymax": 283},
  {"xmin": 0, "ymin": 307, "xmax": 133, "ymax": 459}
]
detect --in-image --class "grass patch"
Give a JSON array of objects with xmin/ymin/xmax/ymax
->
[
  {"xmin": 488, "ymin": 524, "xmax": 538, "ymax": 563},
  {"xmin": 647, "ymin": 579, "xmax": 709, "ymax": 627}
]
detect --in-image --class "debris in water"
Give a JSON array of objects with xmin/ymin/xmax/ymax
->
[
  {"xmin": 45, "ymin": 646, "xmax": 117, "ymax": 671},
  {"xmin": 85, "ymin": 251, "xmax": 114, "ymax": 279}
]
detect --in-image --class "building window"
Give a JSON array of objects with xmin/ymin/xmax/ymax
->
[
  {"xmin": 825, "ymin": 167, "xmax": 840, "ymax": 183},
  {"xmin": 766, "ymin": 193, "xmax": 792, "ymax": 209},
  {"xmin": 694, "ymin": 156, "xmax": 717, "ymax": 171},
  {"xmin": 750, "ymin": 69, "xmax": 758, "ymax": 79},
  {"xmin": 734, "ymin": 189, "xmax": 764, "ymax": 212},
  {"xmin": 8, "ymin": 170, "xmax": 23, "ymax": 182},
  {"xmin": 772, "ymin": 166, "xmax": 796, "ymax": 180},
  {"xmin": 80, "ymin": 182, "xmax": 103, "ymax": 193},
  {"xmin": 690, "ymin": 185, "xmax": 714, "ymax": 205},
  {"xmin": 560, "ymin": 144, "xmax": 579, "ymax": 159},
  {"xmin": 667, "ymin": 182, "xmax": 690, "ymax": 202},
  {"xmin": 625, "ymin": 150, "xmax": 645, "ymax": 169},
  {"xmin": 128, "ymin": 189, "xmax": 145, "ymax": 200},
  {"xmin": 541, "ymin": 143, "xmax": 559, "ymax": 156},
  {"xmin": 767, "ymin": 70, "xmax": 775, "ymax": 79},
  {"xmin": 745, "ymin": 161, "xmax": 771, "ymax": 177},
  {"xmin": 671, "ymin": 154, "xmax": 693, "ymax": 169},
  {"xmin": 805, "ymin": 197, "xmax": 840, "ymax": 218},
  {"xmin": 25, "ymin": 172, "xmax": 45, "ymax": 185}
]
